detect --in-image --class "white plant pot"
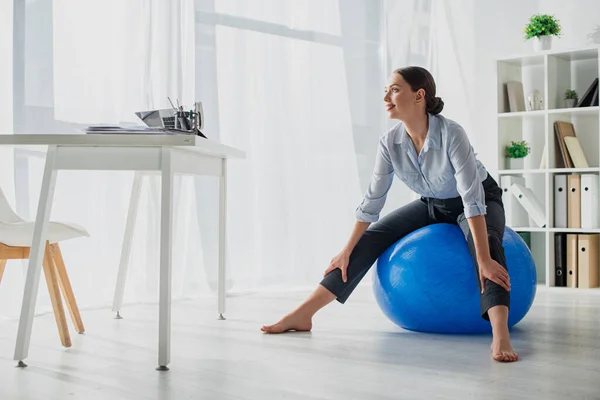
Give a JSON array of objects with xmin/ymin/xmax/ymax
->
[
  {"xmin": 565, "ymin": 98, "xmax": 577, "ymax": 108},
  {"xmin": 533, "ymin": 35, "xmax": 552, "ymax": 51},
  {"xmin": 506, "ymin": 158, "xmax": 524, "ymax": 170}
]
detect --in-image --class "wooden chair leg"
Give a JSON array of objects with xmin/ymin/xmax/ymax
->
[
  {"xmin": 51, "ymin": 243, "xmax": 85, "ymax": 333},
  {"xmin": 0, "ymin": 259, "xmax": 6, "ymax": 283},
  {"xmin": 43, "ymin": 242, "xmax": 71, "ymax": 347}
]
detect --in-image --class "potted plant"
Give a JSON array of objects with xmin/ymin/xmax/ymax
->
[
  {"xmin": 524, "ymin": 14, "xmax": 561, "ymax": 51},
  {"xmin": 564, "ymin": 89, "xmax": 578, "ymax": 108},
  {"xmin": 505, "ymin": 140, "xmax": 530, "ymax": 169}
]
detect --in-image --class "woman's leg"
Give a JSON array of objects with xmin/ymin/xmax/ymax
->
[
  {"xmin": 261, "ymin": 198, "xmax": 431, "ymax": 333},
  {"xmin": 457, "ymin": 199, "xmax": 518, "ymax": 362}
]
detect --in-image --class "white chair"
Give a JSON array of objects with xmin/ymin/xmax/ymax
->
[{"xmin": 0, "ymin": 185, "xmax": 89, "ymax": 347}]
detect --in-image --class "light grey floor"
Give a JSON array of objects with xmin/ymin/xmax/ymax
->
[{"xmin": 0, "ymin": 284, "xmax": 599, "ymax": 400}]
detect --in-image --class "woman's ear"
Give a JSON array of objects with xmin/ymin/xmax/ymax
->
[{"xmin": 415, "ymin": 88, "xmax": 426, "ymax": 103}]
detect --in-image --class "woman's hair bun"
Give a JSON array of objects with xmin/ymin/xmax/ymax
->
[{"xmin": 427, "ymin": 96, "xmax": 444, "ymax": 115}]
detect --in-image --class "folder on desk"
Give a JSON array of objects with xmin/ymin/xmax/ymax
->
[
  {"xmin": 567, "ymin": 234, "xmax": 578, "ymax": 288},
  {"xmin": 510, "ymin": 183, "xmax": 546, "ymax": 227},
  {"xmin": 554, "ymin": 174, "xmax": 568, "ymax": 228},
  {"xmin": 567, "ymin": 174, "xmax": 581, "ymax": 229},
  {"xmin": 554, "ymin": 233, "xmax": 567, "ymax": 287},
  {"xmin": 500, "ymin": 176, "xmax": 528, "ymax": 227},
  {"xmin": 577, "ymin": 234, "xmax": 599, "ymax": 288},
  {"xmin": 580, "ymin": 174, "xmax": 599, "ymax": 229}
]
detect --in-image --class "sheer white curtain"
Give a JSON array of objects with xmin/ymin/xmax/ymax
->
[
  {"xmin": 53, "ymin": 0, "xmax": 195, "ymax": 123},
  {"xmin": 0, "ymin": 0, "xmax": 201, "ymax": 321},
  {"xmin": 214, "ymin": 25, "xmax": 362, "ymax": 290},
  {"xmin": 384, "ymin": 0, "xmax": 475, "ymax": 137},
  {"xmin": 1, "ymin": 0, "xmax": 382, "ymax": 320}
]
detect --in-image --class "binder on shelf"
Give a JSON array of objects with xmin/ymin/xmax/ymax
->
[
  {"xmin": 580, "ymin": 174, "xmax": 599, "ymax": 229},
  {"xmin": 567, "ymin": 174, "xmax": 581, "ymax": 229},
  {"xmin": 554, "ymin": 174, "xmax": 568, "ymax": 229},
  {"xmin": 554, "ymin": 233, "xmax": 567, "ymax": 287},
  {"xmin": 577, "ymin": 234, "xmax": 599, "ymax": 288},
  {"xmin": 500, "ymin": 176, "xmax": 528, "ymax": 227},
  {"xmin": 566, "ymin": 234, "xmax": 578, "ymax": 288},
  {"xmin": 510, "ymin": 183, "xmax": 546, "ymax": 228}
]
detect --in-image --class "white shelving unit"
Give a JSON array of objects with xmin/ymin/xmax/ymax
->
[{"xmin": 495, "ymin": 45, "xmax": 600, "ymax": 288}]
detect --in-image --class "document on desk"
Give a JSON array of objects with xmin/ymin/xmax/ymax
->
[{"xmin": 84, "ymin": 125, "xmax": 189, "ymax": 135}]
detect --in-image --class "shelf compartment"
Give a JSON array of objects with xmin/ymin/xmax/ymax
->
[
  {"xmin": 548, "ymin": 112, "xmax": 599, "ymax": 169},
  {"xmin": 497, "ymin": 58, "xmax": 545, "ymax": 114},
  {"xmin": 498, "ymin": 115, "xmax": 546, "ymax": 171},
  {"xmin": 547, "ymin": 49, "xmax": 598, "ymax": 110}
]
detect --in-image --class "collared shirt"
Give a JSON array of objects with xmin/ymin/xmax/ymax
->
[{"xmin": 355, "ymin": 113, "xmax": 489, "ymax": 223}]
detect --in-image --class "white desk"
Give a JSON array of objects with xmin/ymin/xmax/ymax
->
[{"xmin": 0, "ymin": 134, "xmax": 245, "ymax": 371}]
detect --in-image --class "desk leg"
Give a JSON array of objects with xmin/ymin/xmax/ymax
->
[
  {"xmin": 14, "ymin": 145, "xmax": 58, "ymax": 367},
  {"xmin": 218, "ymin": 159, "xmax": 227, "ymax": 320},
  {"xmin": 112, "ymin": 171, "xmax": 144, "ymax": 318},
  {"xmin": 158, "ymin": 149, "xmax": 173, "ymax": 371}
]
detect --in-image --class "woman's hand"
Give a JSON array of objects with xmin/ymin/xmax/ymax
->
[
  {"xmin": 478, "ymin": 258, "xmax": 510, "ymax": 293},
  {"xmin": 323, "ymin": 250, "xmax": 351, "ymax": 282}
]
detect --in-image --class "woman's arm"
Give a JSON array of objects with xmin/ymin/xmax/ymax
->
[
  {"xmin": 324, "ymin": 135, "xmax": 394, "ymax": 282},
  {"xmin": 447, "ymin": 125, "xmax": 510, "ymax": 292},
  {"xmin": 467, "ymin": 215, "xmax": 510, "ymax": 292},
  {"xmin": 324, "ymin": 221, "xmax": 371, "ymax": 282},
  {"xmin": 466, "ymin": 215, "xmax": 491, "ymax": 264},
  {"xmin": 355, "ymin": 136, "xmax": 395, "ymax": 223}
]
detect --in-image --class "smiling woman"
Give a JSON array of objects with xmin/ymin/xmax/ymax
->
[
  {"xmin": 262, "ymin": 65, "xmax": 520, "ymax": 363},
  {"xmin": 384, "ymin": 66, "xmax": 445, "ymax": 121}
]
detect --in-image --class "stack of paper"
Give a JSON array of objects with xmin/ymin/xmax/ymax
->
[{"xmin": 84, "ymin": 125, "xmax": 170, "ymax": 134}]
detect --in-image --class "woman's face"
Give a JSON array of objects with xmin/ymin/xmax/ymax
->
[{"xmin": 383, "ymin": 73, "xmax": 425, "ymax": 121}]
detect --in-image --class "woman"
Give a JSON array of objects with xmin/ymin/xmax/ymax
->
[{"xmin": 261, "ymin": 66, "xmax": 518, "ymax": 363}]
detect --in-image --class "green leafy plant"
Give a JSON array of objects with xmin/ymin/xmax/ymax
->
[
  {"xmin": 564, "ymin": 89, "xmax": 578, "ymax": 99},
  {"xmin": 524, "ymin": 14, "xmax": 561, "ymax": 40},
  {"xmin": 505, "ymin": 140, "xmax": 530, "ymax": 159}
]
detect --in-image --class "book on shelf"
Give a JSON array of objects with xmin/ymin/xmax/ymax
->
[
  {"xmin": 576, "ymin": 77, "xmax": 598, "ymax": 108},
  {"xmin": 505, "ymin": 81, "xmax": 526, "ymax": 112},
  {"xmin": 554, "ymin": 121, "xmax": 576, "ymax": 168},
  {"xmin": 563, "ymin": 136, "xmax": 589, "ymax": 168}
]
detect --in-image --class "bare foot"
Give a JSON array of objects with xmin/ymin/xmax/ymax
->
[
  {"xmin": 261, "ymin": 312, "xmax": 312, "ymax": 333},
  {"xmin": 490, "ymin": 336, "xmax": 519, "ymax": 362}
]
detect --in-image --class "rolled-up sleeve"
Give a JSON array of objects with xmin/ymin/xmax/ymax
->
[
  {"xmin": 448, "ymin": 125, "xmax": 486, "ymax": 218},
  {"xmin": 355, "ymin": 137, "xmax": 395, "ymax": 222}
]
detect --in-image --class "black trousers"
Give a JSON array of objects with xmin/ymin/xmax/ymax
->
[{"xmin": 320, "ymin": 174, "xmax": 509, "ymax": 321}]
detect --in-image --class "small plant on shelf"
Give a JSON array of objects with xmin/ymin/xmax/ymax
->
[
  {"xmin": 505, "ymin": 140, "xmax": 530, "ymax": 169},
  {"xmin": 564, "ymin": 89, "xmax": 578, "ymax": 108},
  {"xmin": 524, "ymin": 14, "xmax": 561, "ymax": 39},
  {"xmin": 524, "ymin": 14, "xmax": 561, "ymax": 51}
]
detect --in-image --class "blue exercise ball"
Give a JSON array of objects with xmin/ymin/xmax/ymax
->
[{"xmin": 372, "ymin": 223, "xmax": 536, "ymax": 334}]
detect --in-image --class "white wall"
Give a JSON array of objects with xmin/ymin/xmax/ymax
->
[{"xmin": 473, "ymin": 0, "xmax": 600, "ymax": 176}]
